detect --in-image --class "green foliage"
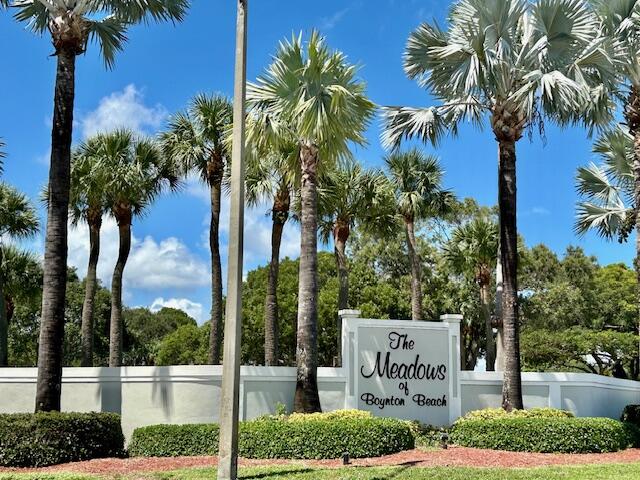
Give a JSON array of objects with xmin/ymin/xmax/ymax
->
[
  {"xmin": 451, "ymin": 417, "xmax": 637, "ymax": 453},
  {"xmin": 156, "ymin": 323, "xmax": 209, "ymax": 366},
  {"xmin": 621, "ymin": 405, "xmax": 640, "ymax": 426},
  {"xmin": 129, "ymin": 415, "xmax": 414, "ymax": 459},
  {"xmin": 458, "ymin": 408, "xmax": 574, "ymax": 422},
  {"xmin": 0, "ymin": 412, "xmax": 124, "ymax": 467},
  {"xmin": 521, "ymin": 327, "xmax": 639, "ymax": 377},
  {"xmin": 129, "ymin": 423, "xmax": 220, "ymax": 457}
]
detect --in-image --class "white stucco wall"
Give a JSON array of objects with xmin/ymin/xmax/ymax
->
[{"xmin": 1, "ymin": 367, "xmax": 639, "ymax": 441}]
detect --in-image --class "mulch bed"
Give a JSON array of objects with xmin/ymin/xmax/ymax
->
[{"xmin": 2, "ymin": 447, "xmax": 640, "ymax": 475}]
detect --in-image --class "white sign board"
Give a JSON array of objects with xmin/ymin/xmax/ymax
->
[{"xmin": 342, "ymin": 314, "xmax": 461, "ymax": 426}]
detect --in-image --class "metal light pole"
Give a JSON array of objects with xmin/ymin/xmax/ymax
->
[{"xmin": 217, "ymin": 1, "xmax": 247, "ymax": 479}]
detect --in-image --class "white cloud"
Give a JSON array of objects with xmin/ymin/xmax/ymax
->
[
  {"xmin": 150, "ymin": 297, "xmax": 205, "ymax": 324},
  {"xmin": 68, "ymin": 218, "xmax": 209, "ymax": 292},
  {"xmin": 80, "ymin": 84, "xmax": 167, "ymax": 139}
]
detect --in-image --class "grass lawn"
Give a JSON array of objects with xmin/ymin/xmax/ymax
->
[{"xmin": 4, "ymin": 464, "xmax": 640, "ymax": 480}]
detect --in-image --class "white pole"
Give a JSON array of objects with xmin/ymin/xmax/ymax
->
[{"xmin": 217, "ymin": 1, "xmax": 247, "ymax": 479}]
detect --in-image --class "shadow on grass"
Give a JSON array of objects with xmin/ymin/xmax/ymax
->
[{"xmin": 240, "ymin": 462, "xmax": 418, "ymax": 480}]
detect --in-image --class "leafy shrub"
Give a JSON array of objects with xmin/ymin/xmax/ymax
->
[
  {"xmin": 410, "ymin": 423, "xmax": 449, "ymax": 448},
  {"xmin": 287, "ymin": 409, "xmax": 372, "ymax": 422},
  {"xmin": 130, "ymin": 413, "xmax": 413, "ymax": 459},
  {"xmin": 621, "ymin": 405, "xmax": 640, "ymax": 426},
  {"xmin": 451, "ymin": 417, "xmax": 637, "ymax": 453},
  {"xmin": 0, "ymin": 412, "xmax": 125, "ymax": 467},
  {"xmin": 459, "ymin": 407, "xmax": 573, "ymax": 422},
  {"xmin": 129, "ymin": 424, "xmax": 219, "ymax": 457}
]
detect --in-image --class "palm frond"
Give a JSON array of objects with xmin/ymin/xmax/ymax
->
[
  {"xmin": 86, "ymin": 15, "xmax": 128, "ymax": 69},
  {"xmin": 0, "ymin": 182, "xmax": 39, "ymax": 239}
]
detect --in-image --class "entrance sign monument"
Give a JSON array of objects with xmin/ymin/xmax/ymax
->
[{"xmin": 341, "ymin": 311, "xmax": 462, "ymax": 425}]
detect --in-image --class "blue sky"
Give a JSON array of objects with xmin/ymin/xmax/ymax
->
[{"xmin": 0, "ymin": 0, "xmax": 634, "ymax": 323}]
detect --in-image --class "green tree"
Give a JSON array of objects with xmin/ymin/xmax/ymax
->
[
  {"xmin": 161, "ymin": 94, "xmax": 233, "ymax": 365},
  {"xmin": 593, "ymin": 263, "xmax": 637, "ymax": 331},
  {"xmin": 247, "ymin": 32, "xmax": 375, "ymax": 412},
  {"xmin": 383, "ymin": 0, "xmax": 614, "ymax": 410},
  {"xmin": 384, "ymin": 149, "xmax": 453, "ymax": 321},
  {"xmin": 521, "ymin": 327, "xmax": 639, "ymax": 379},
  {"xmin": 243, "ymin": 143, "xmax": 297, "ymax": 366},
  {"xmin": 69, "ymin": 139, "xmax": 111, "ymax": 366},
  {"xmin": 318, "ymin": 162, "xmax": 394, "ymax": 364},
  {"xmin": 157, "ymin": 323, "xmax": 209, "ymax": 366},
  {"xmin": 98, "ymin": 130, "xmax": 179, "ymax": 367},
  {"xmin": 5, "ymin": 0, "xmax": 188, "ymax": 412},
  {"xmin": 0, "ymin": 183, "xmax": 39, "ymax": 366},
  {"xmin": 445, "ymin": 218, "xmax": 498, "ymax": 370}
]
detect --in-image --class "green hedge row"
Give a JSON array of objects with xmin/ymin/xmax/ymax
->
[
  {"xmin": 0, "ymin": 412, "xmax": 125, "ymax": 467},
  {"xmin": 451, "ymin": 417, "xmax": 639, "ymax": 453},
  {"xmin": 129, "ymin": 416, "xmax": 414, "ymax": 459}
]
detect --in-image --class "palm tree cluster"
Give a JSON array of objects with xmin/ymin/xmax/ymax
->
[{"xmin": 2, "ymin": 0, "xmax": 639, "ymax": 418}]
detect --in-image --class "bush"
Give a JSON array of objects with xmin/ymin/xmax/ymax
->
[
  {"xmin": 411, "ymin": 424, "xmax": 449, "ymax": 449},
  {"xmin": 0, "ymin": 412, "xmax": 125, "ymax": 467},
  {"xmin": 130, "ymin": 413, "xmax": 414, "ymax": 459},
  {"xmin": 129, "ymin": 424, "xmax": 219, "ymax": 457},
  {"xmin": 621, "ymin": 405, "xmax": 640, "ymax": 426},
  {"xmin": 451, "ymin": 417, "xmax": 637, "ymax": 453},
  {"xmin": 459, "ymin": 407, "xmax": 573, "ymax": 422}
]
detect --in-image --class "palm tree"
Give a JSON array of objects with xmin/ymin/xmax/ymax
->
[
  {"xmin": 384, "ymin": 149, "xmax": 453, "ymax": 321},
  {"xmin": 576, "ymin": 126, "xmax": 633, "ymax": 241},
  {"xmin": 243, "ymin": 144, "xmax": 297, "ymax": 366},
  {"xmin": 247, "ymin": 32, "xmax": 375, "ymax": 412},
  {"xmin": 318, "ymin": 161, "xmax": 394, "ymax": 364},
  {"xmin": 0, "ymin": 183, "xmax": 39, "ymax": 366},
  {"xmin": 161, "ymin": 94, "xmax": 233, "ymax": 365},
  {"xmin": 5, "ymin": 0, "xmax": 188, "ymax": 412},
  {"xmin": 382, "ymin": 0, "xmax": 614, "ymax": 410},
  {"xmin": 69, "ymin": 139, "xmax": 111, "ymax": 366},
  {"xmin": 445, "ymin": 218, "xmax": 499, "ymax": 371},
  {"xmin": 589, "ymin": 1, "xmax": 640, "ymax": 332},
  {"xmin": 98, "ymin": 130, "xmax": 179, "ymax": 367}
]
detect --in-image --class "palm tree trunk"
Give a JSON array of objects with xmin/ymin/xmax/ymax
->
[
  {"xmin": 36, "ymin": 48, "xmax": 76, "ymax": 412},
  {"xmin": 264, "ymin": 199, "xmax": 287, "ymax": 366},
  {"xmin": 498, "ymin": 138, "xmax": 523, "ymax": 411},
  {"xmin": 405, "ymin": 218, "xmax": 423, "ymax": 321},
  {"xmin": 209, "ymin": 180, "xmax": 224, "ymax": 364},
  {"xmin": 625, "ymin": 86, "xmax": 640, "ymax": 371},
  {"xmin": 334, "ymin": 221, "xmax": 349, "ymax": 366},
  {"xmin": 109, "ymin": 210, "xmax": 132, "ymax": 367},
  {"xmin": 494, "ymin": 243, "xmax": 505, "ymax": 371},
  {"xmin": 0, "ymin": 246, "xmax": 7, "ymax": 367},
  {"xmin": 81, "ymin": 214, "xmax": 102, "ymax": 367},
  {"xmin": 294, "ymin": 144, "xmax": 322, "ymax": 413},
  {"xmin": 481, "ymin": 282, "xmax": 495, "ymax": 371}
]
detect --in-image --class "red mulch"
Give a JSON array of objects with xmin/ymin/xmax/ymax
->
[{"xmin": 2, "ymin": 448, "xmax": 640, "ymax": 475}]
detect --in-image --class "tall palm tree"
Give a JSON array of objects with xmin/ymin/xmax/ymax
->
[
  {"xmin": 382, "ymin": 0, "xmax": 614, "ymax": 410},
  {"xmin": 248, "ymin": 32, "xmax": 375, "ymax": 412},
  {"xmin": 384, "ymin": 150, "xmax": 453, "ymax": 321},
  {"xmin": 318, "ymin": 161, "xmax": 395, "ymax": 364},
  {"xmin": 445, "ymin": 218, "xmax": 499, "ymax": 371},
  {"xmin": 590, "ymin": 0, "xmax": 640, "ymax": 333},
  {"xmin": 0, "ymin": 183, "xmax": 39, "ymax": 366},
  {"xmin": 161, "ymin": 94, "xmax": 233, "ymax": 365},
  {"xmin": 98, "ymin": 130, "xmax": 179, "ymax": 367},
  {"xmin": 5, "ymin": 0, "xmax": 188, "ymax": 412},
  {"xmin": 1, "ymin": 245, "xmax": 41, "ymax": 328},
  {"xmin": 69, "ymin": 139, "xmax": 111, "ymax": 366},
  {"xmin": 243, "ymin": 144, "xmax": 297, "ymax": 366}
]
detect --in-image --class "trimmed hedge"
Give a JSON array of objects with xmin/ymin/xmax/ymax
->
[
  {"xmin": 0, "ymin": 412, "xmax": 125, "ymax": 467},
  {"xmin": 451, "ymin": 417, "xmax": 638, "ymax": 453},
  {"xmin": 460, "ymin": 407, "xmax": 573, "ymax": 421},
  {"xmin": 129, "ymin": 414, "xmax": 414, "ymax": 459}
]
